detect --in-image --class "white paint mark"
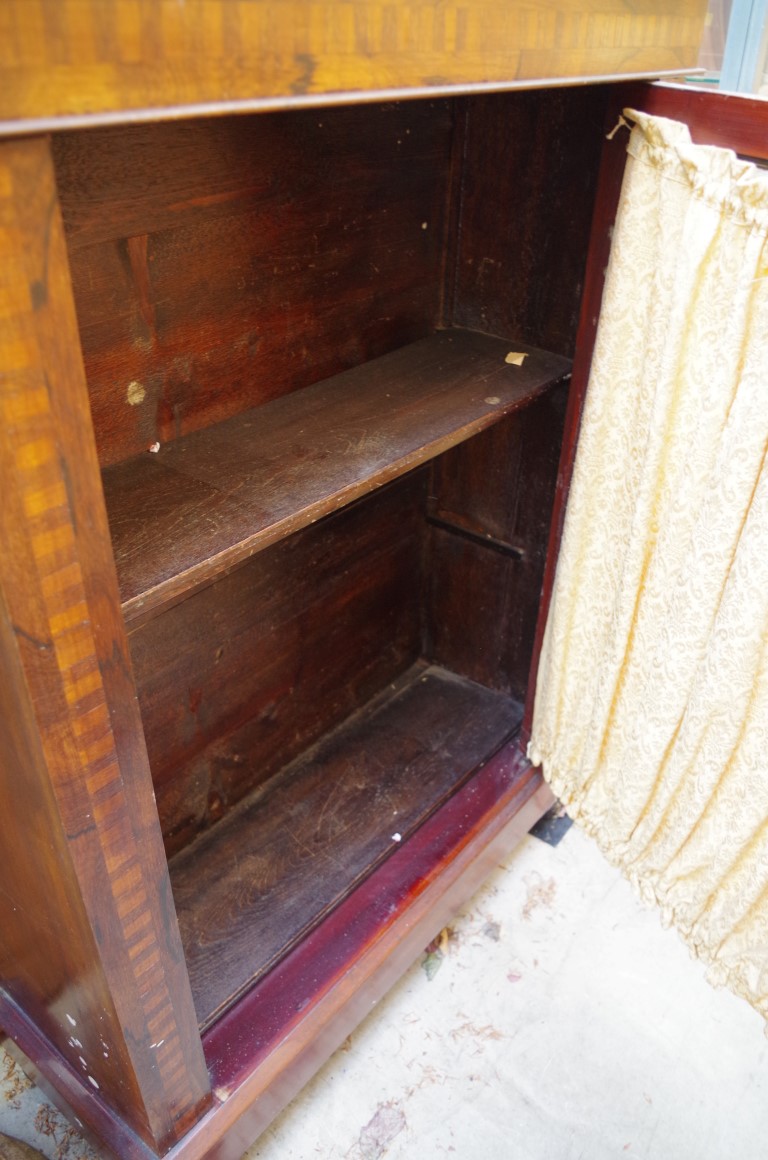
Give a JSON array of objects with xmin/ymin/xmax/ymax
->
[
  {"xmin": 148, "ymin": 441, "xmax": 160, "ymax": 453},
  {"xmin": 149, "ymin": 1039, "xmax": 165, "ymax": 1049},
  {"xmin": 87, "ymin": 1075, "xmax": 100, "ymax": 1089},
  {"xmin": 126, "ymin": 380, "xmax": 146, "ymax": 406},
  {"xmin": 214, "ymin": 1085, "xmax": 231, "ymax": 1103},
  {"xmin": 66, "ymin": 1014, "xmax": 76, "ymax": 1027},
  {"xmin": 391, "ymin": 832, "xmax": 402, "ymax": 842},
  {"xmin": 484, "ymin": 395, "xmax": 501, "ymax": 405},
  {"xmin": 79, "ymin": 1056, "xmax": 87, "ymax": 1067}
]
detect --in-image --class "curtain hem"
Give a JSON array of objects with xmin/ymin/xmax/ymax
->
[{"xmin": 529, "ymin": 745, "xmax": 768, "ymax": 1032}]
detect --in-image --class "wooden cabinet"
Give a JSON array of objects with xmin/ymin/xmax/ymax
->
[{"xmin": 0, "ymin": 5, "xmax": 708, "ymax": 1159}]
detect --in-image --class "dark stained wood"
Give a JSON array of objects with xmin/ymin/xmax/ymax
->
[
  {"xmin": 53, "ymin": 105, "xmax": 450, "ymax": 250},
  {"xmin": 427, "ymin": 530, "xmax": 517, "ymax": 691},
  {"xmin": 170, "ymin": 664, "xmax": 523, "ymax": 1031},
  {"xmin": 0, "ymin": 1, "xmax": 707, "ymax": 132},
  {"xmin": 5, "ymin": 741, "xmax": 551, "ymax": 1160},
  {"xmin": 0, "ymin": 135, "xmax": 211, "ymax": 1151},
  {"xmin": 427, "ymin": 382, "xmax": 567, "ymax": 699},
  {"xmin": 103, "ymin": 329, "xmax": 570, "ymax": 624},
  {"xmin": 129, "ymin": 476, "xmax": 426, "ymax": 853},
  {"xmin": 450, "ymin": 87, "xmax": 610, "ymax": 357},
  {"xmin": 54, "ymin": 104, "xmax": 453, "ymax": 466},
  {"xmin": 190, "ymin": 744, "xmax": 550, "ymax": 1160},
  {"xmin": 521, "ymin": 97, "xmax": 628, "ymax": 743},
  {"xmin": 634, "ymin": 82, "xmax": 768, "ymax": 155},
  {"xmin": 429, "ymin": 412, "xmax": 529, "ymax": 547},
  {"xmin": 0, "ymin": 42, "xmax": 741, "ymax": 1160},
  {"xmin": 0, "ymin": 81, "xmax": 626, "ymax": 1160}
]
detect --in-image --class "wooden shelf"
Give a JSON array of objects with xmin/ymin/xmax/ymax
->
[
  {"xmin": 102, "ymin": 329, "xmax": 570, "ymax": 625},
  {"xmin": 168, "ymin": 662, "xmax": 523, "ymax": 1032}
]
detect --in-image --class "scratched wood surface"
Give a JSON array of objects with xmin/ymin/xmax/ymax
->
[
  {"xmin": 195, "ymin": 744, "xmax": 547, "ymax": 1160},
  {"xmin": 169, "ymin": 662, "xmax": 523, "ymax": 1029},
  {"xmin": 0, "ymin": 0, "xmax": 707, "ymax": 130},
  {"xmin": 102, "ymin": 330, "xmax": 570, "ymax": 623},
  {"xmin": 0, "ymin": 136, "xmax": 210, "ymax": 1152},
  {"xmin": 129, "ymin": 476, "xmax": 426, "ymax": 854},
  {"xmin": 53, "ymin": 103, "xmax": 452, "ymax": 467}
]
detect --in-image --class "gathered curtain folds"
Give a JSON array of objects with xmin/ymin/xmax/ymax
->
[{"xmin": 529, "ymin": 110, "xmax": 768, "ymax": 1021}]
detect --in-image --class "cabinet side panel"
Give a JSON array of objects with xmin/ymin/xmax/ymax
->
[
  {"xmin": 0, "ymin": 136, "xmax": 210, "ymax": 1151},
  {"xmin": 450, "ymin": 86, "xmax": 609, "ymax": 357},
  {"xmin": 0, "ymin": 590, "xmax": 152, "ymax": 1138},
  {"xmin": 53, "ymin": 103, "xmax": 454, "ymax": 467},
  {"xmin": 438, "ymin": 87, "xmax": 607, "ymax": 707}
]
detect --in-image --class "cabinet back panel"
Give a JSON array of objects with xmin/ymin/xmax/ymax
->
[
  {"xmin": 128, "ymin": 475, "xmax": 426, "ymax": 854},
  {"xmin": 451, "ymin": 87, "xmax": 609, "ymax": 357},
  {"xmin": 53, "ymin": 103, "xmax": 453, "ymax": 467}
]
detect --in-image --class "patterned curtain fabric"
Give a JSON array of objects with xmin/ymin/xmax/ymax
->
[{"xmin": 529, "ymin": 110, "xmax": 768, "ymax": 1021}]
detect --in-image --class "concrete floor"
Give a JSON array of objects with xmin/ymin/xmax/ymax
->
[{"xmin": 2, "ymin": 820, "xmax": 766, "ymax": 1159}]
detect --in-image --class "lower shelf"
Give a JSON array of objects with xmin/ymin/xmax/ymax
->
[{"xmin": 169, "ymin": 662, "xmax": 522, "ymax": 1031}]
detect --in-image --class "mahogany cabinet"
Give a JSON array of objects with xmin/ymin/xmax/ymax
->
[{"xmin": 0, "ymin": 5, "xmax": 709, "ymax": 1158}]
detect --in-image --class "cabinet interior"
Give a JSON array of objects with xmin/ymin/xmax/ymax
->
[{"xmin": 51, "ymin": 85, "xmax": 607, "ymax": 1033}]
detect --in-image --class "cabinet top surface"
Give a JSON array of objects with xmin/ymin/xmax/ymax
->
[{"xmin": 1, "ymin": 0, "xmax": 708, "ymax": 134}]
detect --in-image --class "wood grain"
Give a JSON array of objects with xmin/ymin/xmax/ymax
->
[
  {"xmin": 0, "ymin": 135, "xmax": 210, "ymax": 1152},
  {"xmin": 129, "ymin": 476, "xmax": 426, "ymax": 853},
  {"xmin": 189, "ymin": 744, "xmax": 549, "ymax": 1160},
  {"xmin": 634, "ymin": 82, "xmax": 768, "ymax": 155},
  {"xmin": 4, "ymin": 742, "xmax": 551, "ymax": 1160},
  {"xmin": 0, "ymin": 48, "xmax": 739, "ymax": 1160},
  {"xmin": 54, "ymin": 104, "xmax": 452, "ymax": 466},
  {"xmin": 451, "ymin": 86, "xmax": 610, "ymax": 357},
  {"xmin": 427, "ymin": 383, "xmax": 567, "ymax": 700},
  {"xmin": 169, "ymin": 663, "xmax": 523, "ymax": 1030},
  {"xmin": 0, "ymin": 1, "xmax": 707, "ymax": 131},
  {"xmin": 102, "ymin": 329, "xmax": 570, "ymax": 623}
]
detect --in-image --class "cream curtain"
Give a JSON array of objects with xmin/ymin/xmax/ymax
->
[{"xmin": 529, "ymin": 110, "xmax": 768, "ymax": 1021}]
